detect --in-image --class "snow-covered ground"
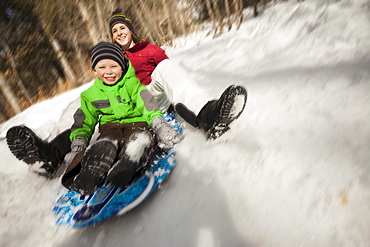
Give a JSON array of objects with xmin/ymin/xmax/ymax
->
[{"xmin": 1, "ymin": 0, "xmax": 369, "ymax": 246}]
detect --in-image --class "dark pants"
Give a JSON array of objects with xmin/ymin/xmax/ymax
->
[
  {"xmin": 61, "ymin": 122, "xmax": 155, "ymax": 190},
  {"xmin": 49, "ymin": 129, "xmax": 72, "ymax": 159},
  {"xmin": 98, "ymin": 122, "xmax": 153, "ymax": 148}
]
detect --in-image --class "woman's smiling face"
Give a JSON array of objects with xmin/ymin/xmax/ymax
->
[{"xmin": 112, "ymin": 23, "xmax": 135, "ymax": 50}]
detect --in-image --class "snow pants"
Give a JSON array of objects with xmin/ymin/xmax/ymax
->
[
  {"xmin": 61, "ymin": 122, "xmax": 155, "ymax": 190},
  {"xmin": 148, "ymin": 59, "xmax": 210, "ymax": 115}
]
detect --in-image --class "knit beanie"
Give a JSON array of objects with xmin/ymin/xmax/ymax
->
[
  {"xmin": 109, "ymin": 9, "xmax": 140, "ymax": 42},
  {"xmin": 91, "ymin": 42, "xmax": 128, "ymax": 72},
  {"xmin": 109, "ymin": 9, "xmax": 136, "ymax": 36}
]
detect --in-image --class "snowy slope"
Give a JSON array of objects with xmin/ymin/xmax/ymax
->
[{"xmin": 1, "ymin": 0, "xmax": 369, "ymax": 246}]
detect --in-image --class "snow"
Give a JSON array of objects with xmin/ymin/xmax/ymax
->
[
  {"xmin": 125, "ymin": 131, "xmax": 152, "ymax": 162},
  {"xmin": 0, "ymin": 0, "xmax": 370, "ymax": 246},
  {"xmin": 230, "ymin": 94, "xmax": 246, "ymax": 118}
]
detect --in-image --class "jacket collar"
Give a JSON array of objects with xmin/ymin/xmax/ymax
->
[{"xmin": 125, "ymin": 41, "xmax": 149, "ymax": 53}]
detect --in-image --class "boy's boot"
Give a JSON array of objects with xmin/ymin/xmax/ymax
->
[
  {"xmin": 106, "ymin": 129, "xmax": 155, "ymax": 188},
  {"xmin": 6, "ymin": 125, "xmax": 63, "ymax": 179},
  {"xmin": 197, "ymin": 85, "xmax": 247, "ymax": 139},
  {"xmin": 72, "ymin": 139, "xmax": 118, "ymax": 195}
]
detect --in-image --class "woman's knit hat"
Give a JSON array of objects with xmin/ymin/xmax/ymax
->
[
  {"xmin": 91, "ymin": 42, "xmax": 128, "ymax": 72},
  {"xmin": 109, "ymin": 9, "xmax": 135, "ymax": 34},
  {"xmin": 109, "ymin": 9, "xmax": 140, "ymax": 42}
]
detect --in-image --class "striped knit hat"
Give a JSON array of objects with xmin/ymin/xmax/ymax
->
[
  {"xmin": 109, "ymin": 9, "xmax": 136, "ymax": 35},
  {"xmin": 109, "ymin": 9, "xmax": 140, "ymax": 42},
  {"xmin": 91, "ymin": 42, "xmax": 128, "ymax": 72}
]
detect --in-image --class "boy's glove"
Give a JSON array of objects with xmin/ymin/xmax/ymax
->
[
  {"xmin": 64, "ymin": 139, "xmax": 87, "ymax": 165},
  {"xmin": 152, "ymin": 117, "xmax": 183, "ymax": 151}
]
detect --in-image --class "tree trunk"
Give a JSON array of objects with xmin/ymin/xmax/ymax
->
[
  {"xmin": 71, "ymin": 33, "xmax": 90, "ymax": 84},
  {"xmin": 0, "ymin": 110, "xmax": 7, "ymax": 122},
  {"xmin": 51, "ymin": 67, "xmax": 65, "ymax": 91},
  {"xmin": 235, "ymin": 0, "xmax": 244, "ymax": 30},
  {"xmin": 0, "ymin": 73, "xmax": 22, "ymax": 115},
  {"xmin": 0, "ymin": 38, "xmax": 34, "ymax": 104},
  {"xmin": 206, "ymin": 0, "xmax": 223, "ymax": 36},
  {"xmin": 213, "ymin": 0, "xmax": 224, "ymax": 34},
  {"xmin": 36, "ymin": 12, "xmax": 78, "ymax": 87},
  {"xmin": 50, "ymin": 37, "xmax": 78, "ymax": 86},
  {"xmin": 205, "ymin": 0, "xmax": 216, "ymax": 31},
  {"xmin": 94, "ymin": 1, "xmax": 110, "ymax": 40},
  {"xmin": 161, "ymin": 0, "xmax": 175, "ymax": 39},
  {"xmin": 77, "ymin": 1, "xmax": 100, "ymax": 44},
  {"xmin": 225, "ymin": 0, "xmax": 232, "ymax": 30}
]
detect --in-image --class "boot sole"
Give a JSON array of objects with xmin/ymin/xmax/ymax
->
[
  {"xmin": 72, "ymin": 170, "xmax": 99, "ymax": 195},
  {"xmin": 7, "ymin": 126, "xmax": 45, "ymax": 164},
  {"xmin": 218, "ymin": 85, "xmax": 248, "ymax": 124},
  {"xmin": 72, "ymin": 140, "xmax": 117, "ymax": 195},
  {"xmin": 106, "ymin": 161, "xmax": 135, "ymax": 188},
  {"xmin": 72, "ymin": 170, "xmax": 100, "ymax": 195},
  {"xmin": 6, "ymin": 126, "xmax": 59, "ymax": 178},
  {"xmin": 207, "ymin": 85, "xmax": 248, "ymax": 139}
]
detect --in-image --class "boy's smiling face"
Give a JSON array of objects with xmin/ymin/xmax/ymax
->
[{"xmin": 94, "ymin": 59, "xmax": 123, "ymax": 85}]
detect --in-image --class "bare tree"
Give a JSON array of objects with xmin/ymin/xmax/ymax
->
[
  {"xmin": 94, "ymin": 1, "xmax": 111, "ymax": 41},
  {"xmin": 205, "ymin": 0, "xmax": 224, "ymax": 36},
  {"xmin": 226, "ymin": 0, "xmax": 233, "ymax": 30},
  {"xmin": 0, "ymin": 38, "xmax": 34, "ymax": 104},
  {"xmin": 49, "ymin": 35, "xmax": 78, "ymax": 85},
  {"xmin": 0, "ymin": 73, "xmax": 22, "ymax": 115},
  {"xmin": 77, "ymin": 1, "xmax": 101, "ymax": 44},
  {"xmin": 22, "ymin": 1, "xmax": 78, "ymax": 87},
  {"xmin": 233, "ymin": 0, "xmax": 244, "ymax": 29}
]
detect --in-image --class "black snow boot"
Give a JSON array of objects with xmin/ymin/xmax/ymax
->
[
  {"xmin": 72, "ymin": 139, "xmax": 118, "ymax": 195},
  {"xmin": 6, "ymin": 125, "xmax": 63, "ymax": 179},
  {"xmin": 197, "ymin": 85, "xmax": 248, "ymax": 140},
  {"xmin": 175, "ymin": 103, "xmax": 198, "ymax": 128},
  {"xmin": 106, "ymin": 130, "xmax": 155, "ymax": 188}
]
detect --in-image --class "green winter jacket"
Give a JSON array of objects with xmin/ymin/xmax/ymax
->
[{"xmin": 70, "ymin": 61, "xmax": 162, "ymax": 143}]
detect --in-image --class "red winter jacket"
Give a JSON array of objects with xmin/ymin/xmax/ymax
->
[{"xmin": 124, "ymin": 41, "xmax": 168, "ymax": 85}]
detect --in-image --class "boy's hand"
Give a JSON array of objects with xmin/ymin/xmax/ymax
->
[
  {"xmin": 64, "ymin": 139, "xmax": 87, "ymax": 165},
  {"xmin": 152, "ymin": 117, "xmax": 183, "ymax": 151}
]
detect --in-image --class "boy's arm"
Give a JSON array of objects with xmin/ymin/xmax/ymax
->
[
  {"xmin": 127, "ymin": 77, "xmax": 183, "ymax": 150},
  {"xmin": 69, "ymin": 95, "xmax": 99, "ymax": 143},
  {"xmin": 129, "ymin": 78, "xmax": 162, "ymax": 125}
]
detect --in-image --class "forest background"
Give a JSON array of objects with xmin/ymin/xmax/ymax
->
[{"xmin": 0, "ymin": 0, "xmax": 269, "ymax": 123}]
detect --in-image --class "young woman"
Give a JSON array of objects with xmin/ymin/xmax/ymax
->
[{"xmin": 108, "ymin": 9, "xmax": 248, "ymax": 139}]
